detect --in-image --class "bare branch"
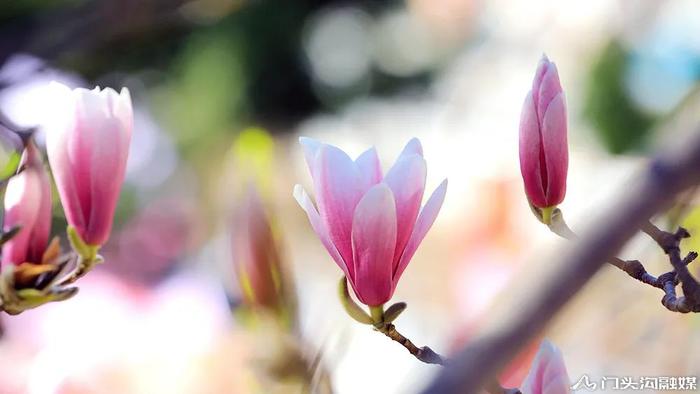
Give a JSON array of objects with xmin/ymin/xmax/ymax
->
[
  {"xmin": 422, "ymin": 130, "xmax": 700, "ymax": 394},
  {"xmin": 375, "ymin": 323, "xmax": 446, "ymax": 365}
]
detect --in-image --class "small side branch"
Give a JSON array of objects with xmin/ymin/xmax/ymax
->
[
  {"xmin": 641, "ymin": 221, "xmax": 700, "ymax": 309},
  {"xmin": 423, "ymin": 129, "xmax": 700, "ymax": 393},
  {"xmin": 549, "ymin": 209, "xmax": 700, "ymax": 312}
]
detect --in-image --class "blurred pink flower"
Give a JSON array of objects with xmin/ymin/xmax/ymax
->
[
  {"xmin": 294, "ymin": 137, "xmax": 447, "ymax": 306},
  {"xmin": 519, "ymin": 55, "xmax": 568, "ymax": 209},
  {"xmin": 521, "ymin": 341, "xmax": 571, "ymax": 394},
  {"xmin": 45, "ymin": 82, "xmax": 133, "ymax": 246},
  {"xmin": 0, "ymin": 271, "xmax": 236, "ymax": 393},
  {"xmin": 231, "ymin": 186, "xmax": 286, "ymax": 311},
  {"xmin": 2, "ymin": 142, "xmax": 51, "ymax": 266}
]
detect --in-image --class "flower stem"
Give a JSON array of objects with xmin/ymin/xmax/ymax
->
[
  {"xmin": 375, "ymin": 322, "xmax": 446, "ymax": 365},
  {"xmin": 369, "ymin": 305, "xmax": 384, "ymax": 324}
]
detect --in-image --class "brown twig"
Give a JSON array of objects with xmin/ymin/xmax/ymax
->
[
  {"xmin": 422, "ymin": 129, "xmax": 700, "ymax": 393},
  {"xmin": 641, "ymin": 221, "xmax": 700, "ymax": 311},
  {"xmin": 375, "ymin": 322, "xmax": 445, "ymax": 365},
  {"xmin": 549, "ymin": 210, "xmax": 700, "ymax": 312}
]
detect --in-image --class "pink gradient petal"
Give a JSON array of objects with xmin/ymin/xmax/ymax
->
[
  {"xmin": 541, "ymin": 93, "xmax": 568, "ymax": 207},
  {"xmin": 25, "ymin": 145, "xmax": 52, "ymax": 263},
  {"xmin": 46, "ymin": 83, "xmax": 132, "ymax": 246},
  {"xmin": 85, "ymin": 89, "xmax": 132, "ymax": 245},
  {"xmin": 314, "ymin": 144, "xmax": 364, "ymax": 267},
  {"xmin": 521, "ymin": 341, "xmax": 571, "ymax": 394},
  {"xmin": 518, "ymin": 92, "xmax": 546, "ymax": 207},
  {"xmin": 399, "ymin": 137, "xmax": 423, "ymax": 157},
  {"xmin": 293, "ymin": 185, "xmax": 350, "ymax": 278},
  {"xmin": 531, "ymin": 55, "xmax": 550, "ymax": 100},
  {"xmin": 393, "ymin": 179, "xmax": 447, "ymax": 283},
  {"xmin": 351, "ymin": 183, "xmax": 396, "ymax": 306},
  {"xmin": 46, "ymin": 83, "xmax": 87, "ymax": 232},
  {"xmin": 355, "ymin": 147, "xmax": 382, "ymax": 188},
  {"xmin": 72, "ymin": 88, "xmax": 105, "ymax": 223},
  {"xmin": 2, "ymin": 168, "xmax": 41, "ymax": 265},
  {"xmin": 533, "ymin": 62, "xmax": 562, "ymax": 122},
  {"xmin": 383, "ymin": 153, "xmax": 426, "ymax": 270},
  {"xmin": 299, "ymin": 136, "xmax": 322, "ymax": 179},
  {"xmin": 536, "ymin": 63, "xmax": 563, "ymax": 125}
]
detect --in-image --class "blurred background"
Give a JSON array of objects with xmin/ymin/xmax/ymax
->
[{"xmin": 0, "ymin": 0, "xmax": 700, "ymax": 393}]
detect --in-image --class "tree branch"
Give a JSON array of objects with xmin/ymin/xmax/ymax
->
[
  {"xmin": 375, "ymin": 322, "xmax": 446, "ymax": 365},
  {"xmin": 422, "ymin": 129, "xmax": 700, "ymax": 394},
  {"xmin": 549, "ymin": 209, "xmax": 700, "ymax": 311},
  {"xmin": 641, "ymin": 221, "xmax": 700, "ymax": 310}
]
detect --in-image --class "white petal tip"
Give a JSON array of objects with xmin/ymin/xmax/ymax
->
[
  {"xmin": 403, "ymin": 138, "xmax": 423, "ymax": 157},
  {"xmin": 119, "ymin": 87, "xmax": 131, "ymax": 99},
  {"xmin": 293, "ymin": 184, "xmax": 304, "ymax": 201}
]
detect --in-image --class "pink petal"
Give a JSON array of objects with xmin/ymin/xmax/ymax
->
[
  {"xmin": 355, "ymin": 147, "xmax": 382, "ymax": 188},
  {"xmin": 531, "ymin": 55, "xmax": 550, "ymax": 100},
  {"xmin": 536, "ymin": 63, "xmax": 563, "ymax": 125},
  {"xmin": 351, "ymin": 183, "xmax": 396, "ymax": 306},
  {"xmin": 399, "ymin": 137, "xmax": 423, "ymax": 157},
  {"xmin": 25, "ymin": 145, "xmax": 52, "ymax": 263},
  {"xmin": 85, "ymin": 88, "xmax": 132, "ymax": 245},
  {"xmin": 393, "ymin": 179, "xmax": 447, "ymax": 283},
  {"xmin": 521, "ymin": 341, "xmax": 571, "ymax": 394},
  {"xmin": 299, "ymin": 136, "xmax": 322, "ymax": 178},
  {"xmin": 383, "ymin": 153, "xmax": 426, "ymax": 270},
  {"xmin": 2, "ymin": 168, "xmax": 41, "ymax": 265},
  {"xmin": 314, "ymin": 144, "xmax": 364, "ymax": 267},
  {"xmin": 293, "ymin": 185, "xmax": 350, "ymax": 278},
  {"xmin": 518, "ymin": 92, "xmax": 547, "ymax": 207},
  {"xmin": 72, "ymin": 87, "xmax": 107, "ymax": 225},
  {"xmin": 541, "ymin": 93, "xmax": 568, "ymax": 207},
  {"xmin": 46, "ymin": 83, "xmax": 87, "ymax": 233}
]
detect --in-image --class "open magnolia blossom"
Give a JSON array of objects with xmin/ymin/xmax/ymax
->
[
  {"xmin": 294, "ymin": 137, "xmax": 447, "ymax": 307},
  {"xmin": 519, "ymin": 55, "xmax": 568, "ymax": 220}
]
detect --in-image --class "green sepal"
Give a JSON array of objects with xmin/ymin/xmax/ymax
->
[
  {"xmin": 384, "ymin": 302, "xmax": 407, "ymax": 323},
  {"xmin": 528, "ymin": 201, "xmax": 557, "ymax": 225},
  {"xmin": 338, "ymin": 277, "xmax": 373, "ymax": 325},
  {"xmin": 67, "ymin": 226, "xmax": 100, "ymax": 261},
  {"xmin": 0, "ymin": 265, "xmax": 79, "ymax": 315},
  {"xmin": 540, "ymin": 206, "xmax": 555, "ymax": 225},
  {"xmin": 369, "ymin": 305, "xmax": 385, "ymax": 327}
]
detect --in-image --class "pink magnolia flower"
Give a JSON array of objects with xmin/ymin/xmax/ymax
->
[
  {"xmin": 2, "ymin": 143, "xmax": 52, "ymax": 266},
  {"xmin": 519, "ymin": 55, "xmax": 568, "ymax": 209},
  {"xmin": 46, "ymin": 83, "xmax": 133, "ymax": 247},
  {"xmin": 294, "ymin": 137, "xmax": 447, "ymax": 306},
  {"xmin": 520, "ymin": 341, "xmax": 571, "ymax": 394}
]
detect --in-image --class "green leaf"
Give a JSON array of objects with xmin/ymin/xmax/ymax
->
[{"xmin": 67, "ymin": 225, "xmax": 99, "ymax": 260}]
